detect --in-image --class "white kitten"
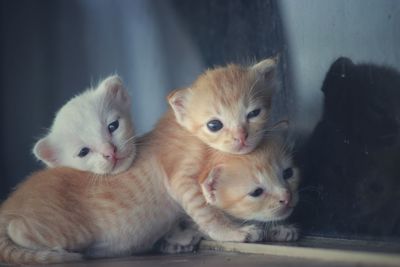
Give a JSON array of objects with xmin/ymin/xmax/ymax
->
[{"xmin": 33, "ymin": 75, "xmax": 136, "ymax": 175}]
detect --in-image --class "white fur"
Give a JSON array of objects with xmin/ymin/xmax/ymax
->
[{"xmin": 33, "ymin": 75, "xmax": 136, "ymax": 175}]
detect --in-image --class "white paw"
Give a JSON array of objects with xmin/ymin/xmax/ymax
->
[{"xmin": 267, "ymin": 224, "xmax": 299, "ymax": 242}]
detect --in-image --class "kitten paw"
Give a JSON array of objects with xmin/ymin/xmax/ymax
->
[
  {"xmin": 207, "ymin": 224, "xmax": 264, "ymax": 243},
  {"xmin": 156, "ymin": 225, "xmax": 203, "ymax": 254},
  {"xmin": 241, "ymin": 224, "xmax": 264, "ymax": 243},
  {"xmin": 267, "ymin": 224, "xmax": 299, "ymax": 242}
]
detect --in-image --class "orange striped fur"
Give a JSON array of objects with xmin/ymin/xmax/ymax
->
[
  {"xmin": 0, "ymin": 58, "xmax": 285, "ymax": 264},
  {"xmin": 159, "ymin": 58, "xmax": 279, "ymax": 242},
  {"xmin": 0, "ymin": 145, "xmax": 182, "ymax": 264},
  {"xmin": 158, "ymin": 136, "xmax": 300, "ymax": 253}
]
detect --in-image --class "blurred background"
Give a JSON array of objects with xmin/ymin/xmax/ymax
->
[{"xmin": 1, "ymin": 0, "xmax": 400, "ymax": 241}]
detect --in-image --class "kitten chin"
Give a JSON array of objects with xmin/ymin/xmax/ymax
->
[{"xmin": 108, "ymin": 150, "xmax": 136, "ymax": 175}]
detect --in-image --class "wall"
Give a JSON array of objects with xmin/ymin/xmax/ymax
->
[{"xmin": 279, "ymin": 0, "xmax": 400, "ymax": 134}]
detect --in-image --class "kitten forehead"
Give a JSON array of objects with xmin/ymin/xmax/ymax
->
[
  {"xmin": 49, "ymin": 85, "xmax": 128, "ymax": 146},
  {"xmin": 193, "ymin": 65, "xmax": 255, "ymax": 106},
  {"xmin": 187, "ymin": 64, "xmax": 270, "ymax": 124},
  {"xmin": 223, "ymin": 137, "xmax": 292, "ymax": 176}
]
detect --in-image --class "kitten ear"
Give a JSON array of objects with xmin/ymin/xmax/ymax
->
[
  {"xmin": 201, "ymin": 165, "xmax": 224, "ymax": 205},
  {"xmin": 33, "ymin": 137, "xmax": 57, "ymax": 167},
  {"xmin": 167, "ymin": 88, "xmax": 190, "ymax": 125},
  {"xmin": 322, "ymin": 57, "xmax": 354, "ymax": 94},
  {"xmin": 251, "ymin": 56, "xmax": 278, "ymax": 82},
  {"xmin": 330, "ymin": 57, "xmax": 354, "ymax": 73},
  {"xmin": 99, "ymin": 75, "xmax": 131, "ymax": 108}
]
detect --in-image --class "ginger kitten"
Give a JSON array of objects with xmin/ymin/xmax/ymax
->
[
  {"xmin": 169, "ymin": 58, "xmax": 276, "ymax": 154},
  {"xmin": 33, "ymin": 75, "xmax": 136, "ymax": 175},
  {"xmin": 0, "ymin": 133, "xmax": 298, "ymax": 264},
  {"xmin": 159, "ymin": 136, "xmax": 300, "ymax": 253},
  {"xmin": 153, "ymin": 57, "xmax": 279, "ymax": 242}
]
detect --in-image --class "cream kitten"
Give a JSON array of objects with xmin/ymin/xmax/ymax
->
[
  {"xmin": 33, "ymin": 75, "xmax": 136, "ymax": 175},
  {"xmin": 200, "ymin": 139, "xmax": 299, "ymax": 225},
  {"xmin": 159, "ymin": 136, "xmax": 300, "ymax": 253},
  {"xmin": 0, "ymin": 134, "xmax": 298, "ymax": 264}
]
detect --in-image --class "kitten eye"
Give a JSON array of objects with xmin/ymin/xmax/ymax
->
[
  {"xmin": 78, "ymin": 147, "xmax": 90, "ymax": 157},
  {"xmin": 108, "ymin": 120, "xmax": 119, "ymax": 133},
  {"xmin": 207, "ymin": 120, "xmax": 223, "ymax": 132},
  {"xmin": 249, "ymin": 187, "xmax": 264, "ymax": 197},
  {"xmin": 283, "ymin": 168, "xmax": 294, "ymax": 180},
  {"xmin": 247, "ymin": 108, "xmax": 261, "ymax": 120}
]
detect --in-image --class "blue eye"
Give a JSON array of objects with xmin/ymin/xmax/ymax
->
[
  {"xmin": 249, "ymin": 187, "xmax": 264, "ymax": 197},
  {"xmin": 108, "ymin": 120, "xmax": 119, "ymax": 133},
  {"xmin": 247, "ymin": 108, "xmax": 261, "ymax": 120},
  {"xmin": 283, "ymin": 168, "xmax": 294, "ymax": 180},
  {"xmin": 207, "ymin": 120, "xmax": 223, "ymax": 132},
  {"xmin": 78, "ymin": 147, "xmax": 90, "ymax": 157}
]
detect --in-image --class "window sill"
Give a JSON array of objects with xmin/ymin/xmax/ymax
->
[{"xmin": 199, "ymin": 236, "xmax": 400, "ymax": 267}]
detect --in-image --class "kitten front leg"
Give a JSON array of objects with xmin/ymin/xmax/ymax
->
[
  {"xmin": 265, "ymin": 223, "xmax": 299, "ymax": 242},
  {"xmin": 168, "ymin": 178, "xmax": 263, "ymax": 243}
]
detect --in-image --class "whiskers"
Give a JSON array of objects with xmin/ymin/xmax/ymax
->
[
  {"xmin": 133, "ymin": 139, "xmax": 157, "ymax": 149},
  {"xmin": 121, "ymin": 135, "xmax": 136, "ymax": 148},
  {"xmin": 259, "ymin": 119, "xmax": 289, "ymax": 136},
  {"xmin": 270, "ymin": 206, "xmax": 286, "ymax": 215}
]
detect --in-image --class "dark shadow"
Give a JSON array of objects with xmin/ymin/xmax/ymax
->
[{"xmin": 294, "ymin": 57, "xmax": 400, "ymax": 239}]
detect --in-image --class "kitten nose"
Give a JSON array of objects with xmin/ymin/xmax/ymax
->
[
  {"xmin": 102, "ymin": 143, "xmax": 117, "ymax": 161},
  {"xmin": 234, "ymin": 128, "xmax": 248, "ymax": 145},
  {"xmin": 278, "ymin": 190, "xmax": 291, "ymax": 206}
]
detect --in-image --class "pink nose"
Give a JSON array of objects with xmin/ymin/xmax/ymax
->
[
  {"xmin": 102, "ymin": 143, "xmax": 117, "ymax": 161},
  {"xmin": 234, "ymin": 128, "xmax": 248, "ymax": 145},
  {"xmin": 279, "ymin": 190, "xmax": 292, "ymax": 206}
]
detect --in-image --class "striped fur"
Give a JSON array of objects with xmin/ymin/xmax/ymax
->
[
  {"xmin": 159, "ymin": 58, "xmax": 279, "ymax": 241},
  {"xmin": 159, "ymin": 137, "xmax": 300, "ymax": 252},
  {"xmin": 0, "ymin": 58, "xmax": 283, "ymax": 264},
  {"xmin": 0, "ymin": 147, "xmax": 182, "ymax": 265}
]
